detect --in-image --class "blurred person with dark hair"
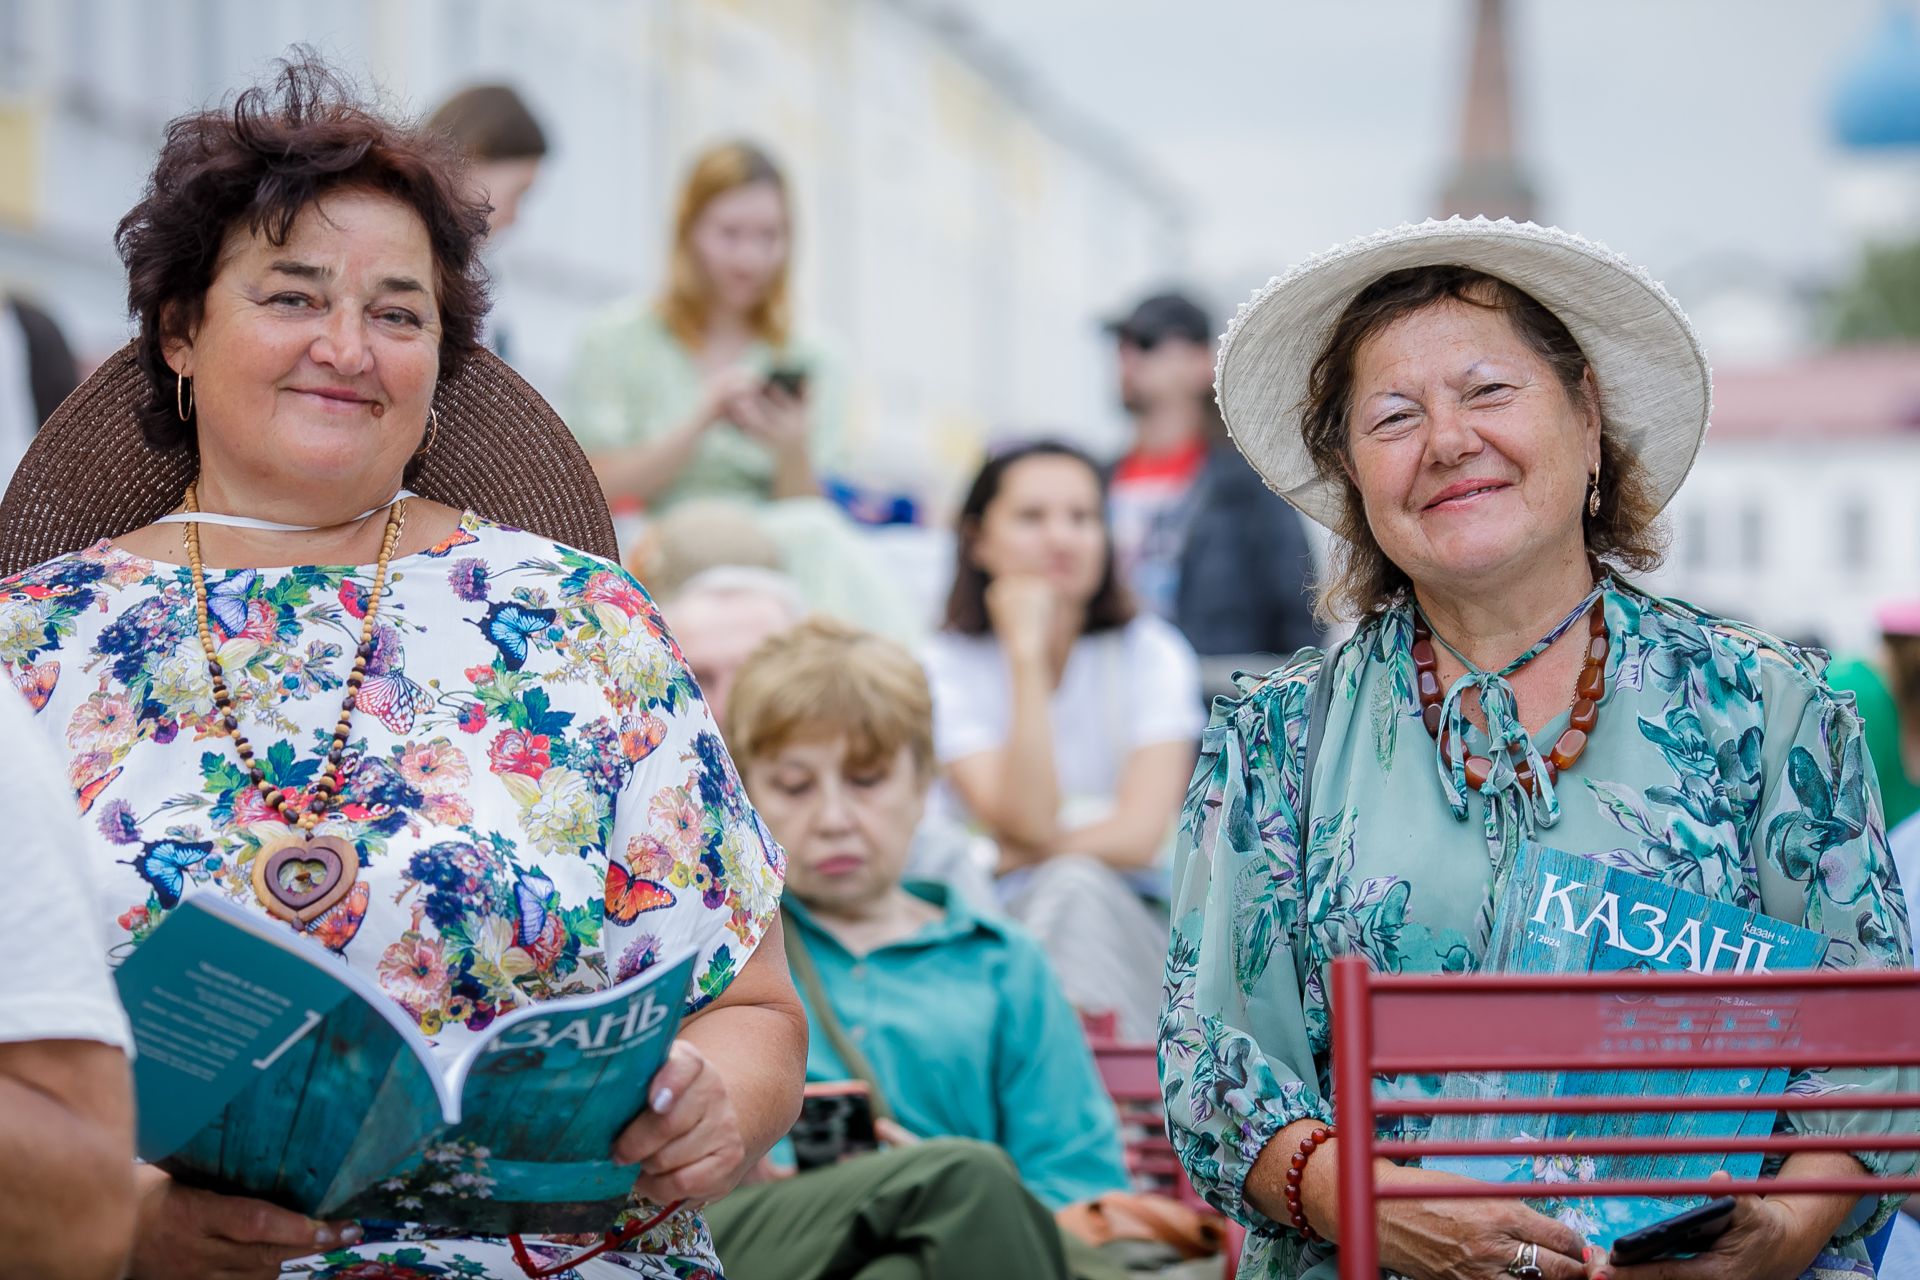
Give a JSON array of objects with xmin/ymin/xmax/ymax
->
[
  {"xmin": 1107, "ymin": 291, "xmax": 1318, "ymax": 669},
  {"xmin": 0, "ymin": 294, "xmax": 81, "ymax": 484},
  {"xmin": 925, "ymin": 440, "xmax": 1202, "ymax": 1041},
  {"xmin": 0, "ymin": 56, "xmax": 806, "ymax": 1278},
  {"xmin": 570, "ymin": 140, "xmax": 846, "ymax": 512},
  {"xmin": 706, "ymin": 617, "xmax": 1140, "ymax": 1280},
  {"xmin": 423, "ymin": 82, "xmax": 548, "ymax": 238}
]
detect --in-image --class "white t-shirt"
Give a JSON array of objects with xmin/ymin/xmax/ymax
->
[
  {"xmin": 921, "ymin": 614, "xmax": 1204, "ymax": 823},
  {"xmin": 0, "ymin": 684, "xmax": 130, "ymax": 1050}
]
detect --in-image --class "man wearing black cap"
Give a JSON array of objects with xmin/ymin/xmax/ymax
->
[{"xmin": 1107, "ymin": 291, "xmax": 1318, "ymax": 672}]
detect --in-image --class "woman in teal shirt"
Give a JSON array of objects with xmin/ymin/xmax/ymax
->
[
  {"xmin": 706, "ymin": 617, "xmax": 1132, "ymax": 1280},
  {"xmin": 1161, "ymin": 220, "xmax": 1914, "ymax": 1280}
]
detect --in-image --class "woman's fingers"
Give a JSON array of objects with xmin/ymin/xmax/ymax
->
[
  {"xmin": 632, "ymin": 1148, "xmax": 740, "ymax": 1207},
  {"xmin": 614, "ymin": 1042, "xmax": 709, "ymax": 1164}
]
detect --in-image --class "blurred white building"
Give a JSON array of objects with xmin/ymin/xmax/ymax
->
[
  {"xmin": 1650, "ymin": 347, "xmax": 1920, "ymax": 655},
  {"xmin": 0, "ymin": 0, "xmax": 1186, "ymax": 507}
]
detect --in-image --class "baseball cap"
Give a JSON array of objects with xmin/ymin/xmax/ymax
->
[{"xmin": 1106, "ymin": 291, "xmax": 1212, "ymax": 348}]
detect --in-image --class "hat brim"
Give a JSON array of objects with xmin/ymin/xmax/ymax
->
[
  {"xmin": 0, "ymin": 343, "xmax": 619, "ymax": 575},
  {"xmin": 1216, "ymin": 218, "xmax": 1712, "ymax": 529}
]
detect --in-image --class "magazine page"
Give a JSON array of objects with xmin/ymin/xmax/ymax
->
[
  {"xmin": 116, "ymin": 894, "xmax": 448, "ymax": 1215},
  {"xmin": 1425, "ymin": 842, "xmax": 1828, "ymax": 1248},
  {"xmin": 330, "ymin": 948, "xmax": 697, "ymax": 1233}
]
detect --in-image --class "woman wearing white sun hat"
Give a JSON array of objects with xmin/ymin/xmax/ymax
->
[{"xmin": 1156, "ymin": 218, "xmax": 1914, "ymax": 1280}]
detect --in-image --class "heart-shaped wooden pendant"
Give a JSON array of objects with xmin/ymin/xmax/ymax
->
[{"xmin": 252, "ymin": 833, "xmax": 359, "ymax": 925}]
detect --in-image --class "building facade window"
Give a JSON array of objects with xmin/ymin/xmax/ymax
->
[{"xmin": 1839, "ymin": 499, "xmax": 1872, "ymax": 572}]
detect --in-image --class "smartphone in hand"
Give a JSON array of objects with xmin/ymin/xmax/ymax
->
[
  {"xmin": 789, "ymin": 1081, "xmax": 878, "ymax": 1172},
  {"xmin": 763, "ymin": 364, "xmax": 809, "ymax": 398},
  {"xmin": 1608, "ymin": 1197, "xmax": 1737, "ymax": 1266}
]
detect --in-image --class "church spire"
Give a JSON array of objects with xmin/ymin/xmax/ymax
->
[{"xmin": 1438, "ymin": 0, "xmax": 1538, "ymax": 221}]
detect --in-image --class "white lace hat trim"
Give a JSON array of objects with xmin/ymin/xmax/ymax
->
[{"xmin": 1214, "ymin": 216, "xmax": 1713, "ymax": 528}]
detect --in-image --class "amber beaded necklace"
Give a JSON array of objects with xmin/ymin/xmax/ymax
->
[
  {"xmin": 1411, "ymin": 589, "xmax": 1607, "ymax": 799},
  {"xmin": 183, "ymin": 483, "xmax": 406, "ymax": 924}
]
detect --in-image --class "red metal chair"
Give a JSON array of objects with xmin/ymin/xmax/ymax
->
[
  {"xmin": 1082, "ymin": 1012, "xmax": 1245, "ymax": 1278},
  {"xmin": 1328, "ymin": 955, "xmax": 1920, "ymax": 1278}
]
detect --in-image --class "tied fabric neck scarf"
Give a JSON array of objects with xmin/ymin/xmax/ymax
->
[{"xmin": 1417, "ymin": 582, "xmax": 1606, "ymax": 857}]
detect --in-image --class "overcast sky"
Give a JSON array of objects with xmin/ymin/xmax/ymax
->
[{"xmin": 963, "ymin": 0, "xmax": 1895, "ymax": 309}]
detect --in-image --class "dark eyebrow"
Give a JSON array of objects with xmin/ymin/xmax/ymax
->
[
  {"xmin": 266, "ymin": 261, "xmax": 427, "ymax": 296},
  {"xmin": 267, "ymin": 259, "xmax": 330, "ymax": 281}
]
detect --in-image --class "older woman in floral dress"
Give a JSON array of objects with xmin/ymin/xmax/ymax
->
[
  {"xmin": 0, "ymin": 59, "xmax": 803, "ymax": 1280},
  {"xmin": 1158, "ymin": 220, "xmax": 1914, "ymax": 1280}
]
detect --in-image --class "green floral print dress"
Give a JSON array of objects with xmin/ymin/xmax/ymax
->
[{"xmin": 1159, "ymin": 580, "xmax": 1913, "ymax": 1279}]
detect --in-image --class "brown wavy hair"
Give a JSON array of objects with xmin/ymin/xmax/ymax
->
[
  {"xmin": 942, "ymin": 440, "xmax": 1136, "ymax": 637},
  {"xmin": 1300, "ymin": 265, "xmax": 1667, "ymax": 621},
  {"xmin": 656, "ymin": 141, "xmax": 791, "ymax": 351},
  {"xmin": 116, "ymin": 52, "xmax": 491, "ymax": 450}
]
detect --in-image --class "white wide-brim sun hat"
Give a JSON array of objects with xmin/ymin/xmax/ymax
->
[{"xmin": 1215, "ymin": 217, "xmax": 1713, "ymax": 529}]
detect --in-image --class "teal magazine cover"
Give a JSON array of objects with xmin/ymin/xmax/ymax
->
[
  {"xmin": 1426, "ymin": 842, "xmax": 1828, "ymax": 1250},
  {"xmin": 115, "ymin": 893, "xmax": 694, "ymax": 1233}
]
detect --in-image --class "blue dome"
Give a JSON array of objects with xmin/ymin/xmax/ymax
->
[{"xmin": 1834, "ymin": 7, "xmax": 1920, "ymax": 149}]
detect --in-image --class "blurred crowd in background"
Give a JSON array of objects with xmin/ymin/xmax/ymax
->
[{"xmin": 3, "ymin": 3, "xmax": 1920, "ymax": 1269}]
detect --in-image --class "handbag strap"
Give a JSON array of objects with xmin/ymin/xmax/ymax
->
[
  {"xmin": 1298, "ymin": 642, "xmax": 1341, "ymax": 836},
  {"xmin": 780, "ymin": 906, "xmax": 895, "ymax": 1123}
]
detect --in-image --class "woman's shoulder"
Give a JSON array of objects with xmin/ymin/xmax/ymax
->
[
  {"xmin": 1207, "ymin": 645, "xmax": 1328, "ymax": 738},
  {"xmin": 1113, "ymin": 611, "xmax": 1197, "ymax": 661},
  {"xmin": 1620, "ymin": 585, "xmax": 1831, "ymax": 692},
  {"xmin": 441, "ymin": 515, "xmax": 645, "ymax": 594},
  {"xmin": 576, "ymin": 296, "xmax": 673, "ymax": 352}
]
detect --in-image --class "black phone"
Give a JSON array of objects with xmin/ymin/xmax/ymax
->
[
  {"xmin": 1608, "ymin": 1196, "xmax": 1737, "ymax": 1267},
  {"xmin": 764, "ymin": 364, "xmax": 809, "ymax": 398},
  {"xmin": 789, "ymin": 1081, "xmax": 878, "ymax": 1172}
]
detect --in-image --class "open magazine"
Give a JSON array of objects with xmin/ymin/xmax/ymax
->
[
  {"xmin": 1425, "ymin": 841, "xmax": 1828, "ymax": 1249},
  {"xmin": 115, "ymin": 892, "xmax": 693, "ymax": 1233}
]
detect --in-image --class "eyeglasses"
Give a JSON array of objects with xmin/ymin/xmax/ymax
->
[{"xmin": 508, "ymin": 1200, "xmax": 685, "ymax": 1278}]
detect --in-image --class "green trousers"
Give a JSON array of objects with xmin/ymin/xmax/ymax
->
[{"xmin": 705, "ymin": 1139, "xmax": 1130, "ymax": 1280}]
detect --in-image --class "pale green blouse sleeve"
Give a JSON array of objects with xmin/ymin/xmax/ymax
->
[
  {"xmin": 791, "ymin": 339, "xmax": 851, "ymax": 479},
  {"xmin": 565, "ymin": 304, "xmax": 677, "ymax": 453},
  {"xmin": 1752, "ymin": 663, "xmax": 1918, "ymax": 1240},
  {"xmin": 1160, "ymin": 662, "xmax": 1334, "ymax": 1238}
]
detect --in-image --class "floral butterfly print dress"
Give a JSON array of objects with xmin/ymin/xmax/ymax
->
[{"xmin": 1, "ymin": 514, "xmax": 784, "ymax": 1278}]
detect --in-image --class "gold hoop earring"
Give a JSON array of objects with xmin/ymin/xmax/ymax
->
[
  {"xmin": 176, "ymin": 372, "xmax": 194, "ymax": 423},
  {"xmin": 416, "ymin": 406, "xmax": 440, "ymax": 459},
  {"xmin": 1587, "ymin": 460, "xmax": 1602, "ymax": 519}
]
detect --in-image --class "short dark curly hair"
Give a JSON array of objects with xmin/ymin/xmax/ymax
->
[{"xmin": 116, "ymin": 52, "xmax": 491, "ymax": 449}]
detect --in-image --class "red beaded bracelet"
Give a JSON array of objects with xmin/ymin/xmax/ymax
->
[{"xmin": 1283, "ymin": 1125, "xmax": 1335, "ymax": 1242}]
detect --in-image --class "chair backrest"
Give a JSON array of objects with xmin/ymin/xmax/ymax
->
[
  {"xmin": 1327, "ymin": 955, "xmax": 1920, "ymax": 1278},
  {"xmin": 1082, "ymin": 1015, "xmax": 1247, "ymax": 1279}
]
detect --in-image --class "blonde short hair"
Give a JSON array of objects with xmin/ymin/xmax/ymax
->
[{"xmin": 723, "ymin": 617, "xmax": 935, "ymax": 776}]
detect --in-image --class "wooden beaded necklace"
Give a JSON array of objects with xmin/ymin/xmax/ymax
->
[
  {"xmin": 183, "ymin": 483, "xmax": 407, "ymax": 924},
  {"xmin": 1411, "ymin": 596, "xmax": 1607, "ymax": 797}
]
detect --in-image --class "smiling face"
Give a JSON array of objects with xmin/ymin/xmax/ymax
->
[
  {"xmin": 744, "ymin": 736, "xmax": 927, "ymax": 916},
  {"xmin": 1343, "ymin": 296, "xmax": 1601, "ymax": 596},
  {"xmin": 967, "ymin": 453, "xmax": 1110, "ymax": 605},
  {"xmin": 689, "ymin": 180, "xmax": 789, "ymax": 317},
  {"xmin": 165, "ymin": 189, "xmax": 441, "ymax": 499}
]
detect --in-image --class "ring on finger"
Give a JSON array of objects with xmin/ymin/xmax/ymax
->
[{"xmin": 1505, "ymin": 1241, "xmax": 1545, "ymax": 1279}]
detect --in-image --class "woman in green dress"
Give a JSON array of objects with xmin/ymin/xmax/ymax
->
[
  {"xmin": 567, "ymin": 140, "xmax": 844, "ymax": 513},
  {"xmin": 1158, "ymin": 219, "xmax": 1913, "ymax": 1280}
]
